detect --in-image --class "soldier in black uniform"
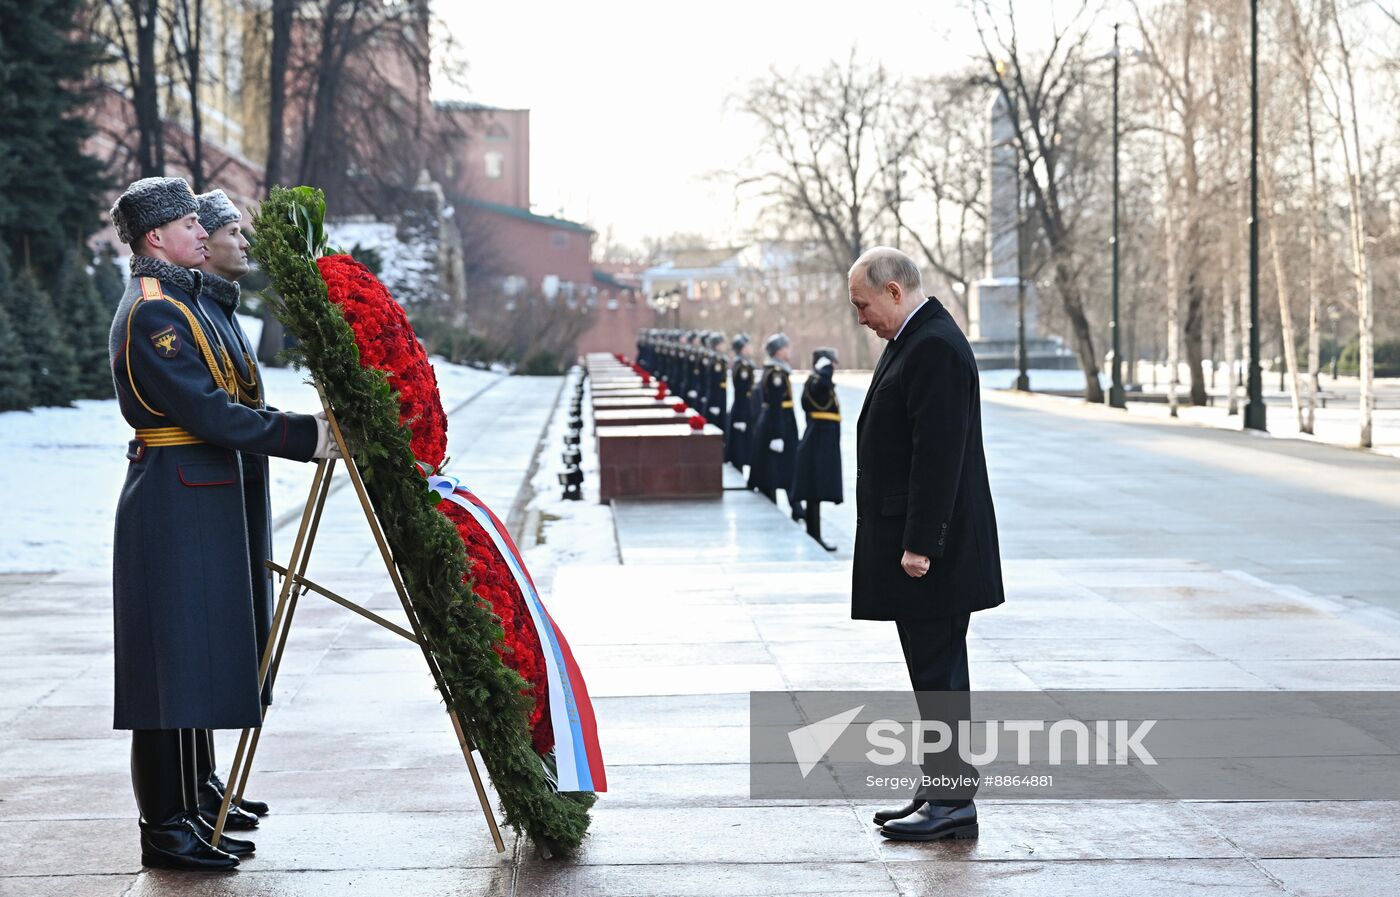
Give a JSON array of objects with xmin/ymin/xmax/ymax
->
[
  {"xmin": 703, "ymin": 332, "xmax": 727, "ymax": 431},
  {"xmin": 747, "ymin": 332, "xmax": 799, "ymax": 513},
  {"xmin": 725, "ymin": 333, "xmax": 755, "ymax": 470},
  {"xmin": 791, "ymin": 347, "xmax": 844, "ymax": 551},
  {"xmin": 192, "ymin": 189, "xmax": 276, "ymax": 830},
  {"xmin": 107, "ymin": 177, "xmax": 338, "ymax": 870},
  {"xmin": 684, "ymin": 331, "xmax": 705, "ymax": 411}
]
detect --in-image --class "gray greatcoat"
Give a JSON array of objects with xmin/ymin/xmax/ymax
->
[
  {"xmin": 200, "ymin": 272, "xmax": 278, "ymax": 708},
  {"xmin": 108, "ymin": 256, "xmax": 317, "ymax": 730}
]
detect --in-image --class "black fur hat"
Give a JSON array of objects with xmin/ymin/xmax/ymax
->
[
  {"xmin": 109, "ymin": 177, "xmax": 199, "ymax": 245},
  {"xmin": 195, "ymin": 189, "xmax": 241, "ymax": 237}
]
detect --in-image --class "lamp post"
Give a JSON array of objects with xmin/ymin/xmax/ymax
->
[
  {"xmin": 1328, "ymin": 304, "xmax": 1340, "ymax": 379},
  {"xmin": 1244, "ymin": 0, "xmax": 1268, "ymax": 430},
  {"xmin": 1109, "ymin": 22, "xmax": 1126, "ymax": 408},
  {"xmin": 1015, "ymin": 138, "xmax": 1030, "ymax": 391}
]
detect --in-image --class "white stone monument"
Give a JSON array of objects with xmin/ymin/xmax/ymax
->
[{"xmin": 967, "ymin": 93, "xmax": 1074, "ymax": 369}]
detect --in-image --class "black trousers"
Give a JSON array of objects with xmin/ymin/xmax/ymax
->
[{"xmin": 895, "ymin": 613, "xmax": 977, "ymax": 806}]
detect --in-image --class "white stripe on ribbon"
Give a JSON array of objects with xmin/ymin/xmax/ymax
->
[{"xmin": 440, "ymin": 489, "xmax": 589, "ymax": 791}]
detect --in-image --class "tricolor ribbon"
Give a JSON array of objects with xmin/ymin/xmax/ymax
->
[{"xmin": 440, "ymin": 483, "xmax": 606, "ymax": 793}]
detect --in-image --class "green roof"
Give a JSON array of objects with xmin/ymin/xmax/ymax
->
[{"xmin": 461, "ymin": 198, "xmax": 594, "ymax": 234}]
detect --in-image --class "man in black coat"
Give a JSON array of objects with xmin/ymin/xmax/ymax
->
[
  {"xmin": 107, "ymin": 177, "xmax": 339, "ymax": 870},
  {"xmin": 848, "ymin": 247, "xmax": 1004, "ymax": 842}
]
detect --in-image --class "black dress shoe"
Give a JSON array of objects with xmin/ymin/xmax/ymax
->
[
  {"xmin": 872, "ymin": 799, "xmax": 925, "ymax": 825},
  {"xmin": 880, "ymin": 801, "xmax": 978, "ymax": 841},
  {"xmin": 209, "ymin": 772, "xmax": 270, "ymax": 816},
  {"xmin": 189, "ymin": 812, "xmax": 256, "ymax": 857},
  {"xmin": 819, "ymin": 539, "xmax": 839, "ymax": 552},
  {"xmin": 140, "ymin": 815, "xmax": 240, "ymax": 870}
]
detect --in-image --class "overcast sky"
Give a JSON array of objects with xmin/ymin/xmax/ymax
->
[{"xmin": 436, "ymin": 0, "xmax": 1083, "ymax": 251}]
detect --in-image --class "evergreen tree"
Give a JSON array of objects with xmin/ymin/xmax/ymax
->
[
  {"xmin": 11, "ymin": 266, "xmax": 79, "ymax": 407},
  {"xmin": 0, "ymin": 0, "xmax": 107, "ymax": 273},
  {"xmin": 0, "ymin": 245, "xmax": 35, "ymax": 410},
  {"xmin": 93, "ymin": 243, "xmax": 126, "ymax": 306},
  {"xmin": 54, "ymin": 247, "xmax": 114, "ymax": 399}
]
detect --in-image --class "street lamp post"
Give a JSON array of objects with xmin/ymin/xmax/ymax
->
[
  {"xmin": 1329, "ymin": 305, "xmax": 1340, "ymax": 379},
  {"xmin": 1245, "ymin": 0, "xmax": 1268, "ymax": 430},
  {"xmin": 1109, "ymin": 22, "xmax": 1126, "ymax": 409},
  {"xmin": 1015, "ymin": 138, "xmax": 1030, "ymax": 391}
]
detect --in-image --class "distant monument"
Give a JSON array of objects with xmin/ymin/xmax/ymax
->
[{"xmin": 967, "ymin": 93, "xmax": 1076, "ymax": 371}]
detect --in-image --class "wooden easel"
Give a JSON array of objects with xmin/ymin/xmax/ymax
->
[{"xmin": 211, "ymin": 383, "xmax": 506, "ymax": 852}]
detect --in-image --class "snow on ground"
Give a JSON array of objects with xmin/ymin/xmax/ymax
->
[
  {"xmin": 518, "ymin": 367, "xmax": 620, "ymax": 594},
  {"xmin": 0, "ymin": 331, "xmax": 502, "ymax": 573}
]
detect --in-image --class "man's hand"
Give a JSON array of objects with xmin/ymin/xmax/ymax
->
[
  {"xmin": 312, "ymin": 411, "xmax": 343, "ymax": 460},
  {"xmin": 901, "ymin": 550, "xmax": 931, "ymax": 578}
]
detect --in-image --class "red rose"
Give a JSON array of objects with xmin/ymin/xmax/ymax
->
[{"xmin": 316, "ymin": 255, "xmax": 448, "ymax": 470}]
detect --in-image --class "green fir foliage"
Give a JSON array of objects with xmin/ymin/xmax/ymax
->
[
  {"xmin": 10, "ymin": 265, "xmax": 79, "ymax": 407},
  {"xmin": 0, "ymin": 0, "xmax": 107, "ymax": 273},
  {"xmin": 54, "ymin": 247, "xmax": 115, "ymax": 398},
  {"xmin": 251, "ymin": 186, "xmax": 594, "ymax": 854},
  {"xmin": 0, "ymin": 244, "xmax": 35, "ymax": 410},
  {"xmin": 93, "ymin": 244, "xmax": 126, "ymax": 306}
]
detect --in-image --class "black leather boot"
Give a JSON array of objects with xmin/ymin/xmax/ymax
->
[
  {"xmin": 131, "ymin": 729, "xmax": 239, "ymax": 871},
  {"xmin": 197, "ymin": 783, "xmax": 262, "ymax": 831},
  {"xmin": 872, "ymin": 799, "xmax": 925, "ymax": 826},
  {"xmin": 198, "ymin": 729, "xmax": 270, "ymax": 816},
  {"xmin": 189, "ymin": 811, "xmax": 256, "ymax": 857},
  {"xmin": 210, "ymin": 771, "xmax": 270, "ymax": 817},
  {"xmin": 805, "ymin": 502, "xmax": 839, "ymax": 551}
]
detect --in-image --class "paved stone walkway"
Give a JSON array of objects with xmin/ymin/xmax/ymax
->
[{"xmin": 3, "ymin": 373, "xmax": 1399, "ymax": 896}]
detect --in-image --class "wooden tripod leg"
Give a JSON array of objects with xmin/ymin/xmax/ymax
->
[
  {"xmin": 320, "ymin": 398, "xmax": 507, "ymax": 853},
  {"xmin": 447, "ymin": 708, "xmax": 503, "ymax": 843},
  {"xmin": 228, "ymin": 457, "xmax": 337, "ymax": 812},
  {"xmin": 213, "ymin": 457, "xmax": 335, "ymax": 844}
]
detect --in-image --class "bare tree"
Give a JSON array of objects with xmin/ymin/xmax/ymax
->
[
  {"xmin": 972, "ymin": 0, "xmax": 1106, "ymax": 402},
  {"xmin": 289, "ymin": 0, "xmax": 436, "ymax": 212},
  {"xmin": 885, "ymin": 71, "xmax": 988, "ymax": 323},
  {"xmin": 734, "ymin": 54, "xmax": 905, "ymax": 366},
  {"xmin": 1306, "ymin": 0, "xmax": 1377, "ymax": 445},
  {"xmin": 263, "ymin": 0, "xmax": 296, "ymax": 193},
  {"xmin": 91, "ymin": 0, "xmax": 163, "ymax": 178}
]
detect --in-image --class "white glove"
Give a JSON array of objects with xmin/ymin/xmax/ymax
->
[
  {"xmin": 733, "ymin": 421, "xmax": 747, "ymax": 432},
  {"xmin": 312, "ymin": 412, "xmax": 343, "ymax": 460},
  {"xmin": 769, "ymin": 438, "xmax": 784, "ymax": 453},
  {"xmin": 709, "ymin": 406, "xmax": 721, "ymax": 416}
]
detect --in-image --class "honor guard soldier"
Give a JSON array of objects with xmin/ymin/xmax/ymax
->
[
  {"xmin": 191, "ymin": 189, "xmax": 279, "ymax": 829},
  {"xmin": 107, "ymin": 177, "xmax": 339, "ymax": 871},
  {"xmin": 747, "ymin": 332, "xmax": 799, "ymax": 514},
  {"xmin": 791, "ymin": 347, "xmax": 844, "ymax": 551},
  {"xmin": 725, "ymin": 333, "xmax": 756, "ymax": 470},
  {"xmin": 658, "ymin": 330, "xmax": 673, "ymax": 384},
  {"xmin": 685, "ymin": 331, "xmax": 704, "ymax": 408},
  {"xmin": 703, "ymin": 331, "xmax": 728, "ymax": 431}
]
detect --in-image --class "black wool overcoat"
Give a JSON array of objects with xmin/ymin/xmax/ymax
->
[{"xmin": 851, "ymin": 299, "xmax": 1005, "ymax": 620}]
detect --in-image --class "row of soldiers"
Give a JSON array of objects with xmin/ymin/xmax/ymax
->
[{"xmin": 635, "ymin": 328, "xmax": 844, "ymax": 550}]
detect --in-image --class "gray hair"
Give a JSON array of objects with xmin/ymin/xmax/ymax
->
[{"xmin": 853, "ymin": 246, "xmax": 922, "ymax": 295}]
